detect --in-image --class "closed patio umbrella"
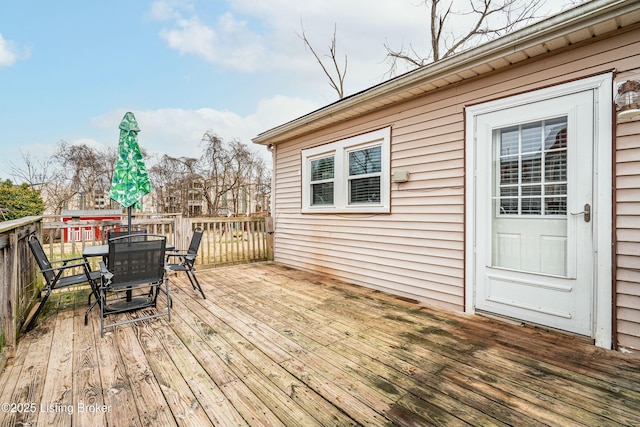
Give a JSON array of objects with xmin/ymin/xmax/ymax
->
[{"xmin": 109, "ymin": 112, "xmax": 152, "ymax": 233}]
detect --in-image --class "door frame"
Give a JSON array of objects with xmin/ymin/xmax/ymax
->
[{"xmin": 464, "ymin": 73, "xmax": 613, "ymax": 348}]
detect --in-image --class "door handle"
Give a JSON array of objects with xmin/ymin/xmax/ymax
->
[{"xmin": 570, "ymin": 203, "xmax": 591, "ymax": 222}]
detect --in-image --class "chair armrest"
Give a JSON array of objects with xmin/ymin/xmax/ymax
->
[
  {"xmin": 50, "ymin": 256, "xmax": 86, "ymax": 264},
  {"xmin": 40, "ymin": 261, "xmax": 91, "ymax": 274},
  {"xmin": 166, "ymin": 251, "xmax": 189, "ymax": 258},
  {"xmin": 165, "ymin": 252, "xmax": 187, "ymax": 264},
  {"xmin": 99, "ymin": 261, "xmax": 114, "ymax": 283}
]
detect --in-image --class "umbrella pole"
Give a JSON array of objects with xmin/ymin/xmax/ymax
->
[
  {"xmin": 127, "ymin": 205, "xmax": 133, "ymax": 302},
  {"xmin": 127, "ymin": 206, "xmax": 132, "ymax": 234}
]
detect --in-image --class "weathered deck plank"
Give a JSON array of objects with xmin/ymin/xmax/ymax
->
[
  {"xmin": 39, "ymin": 291, "xmax": 75, "ymax": 427},
  {"xmin": 73, "ymin": 290, "xmax": 107, "ymax": 427},
  {"xmin": 91, "ymin": 309, "xmax": 141, "ymax": 427},
  {"xmin": 1, "ymin": 263, "xmax": 640, "ymax": 427}
]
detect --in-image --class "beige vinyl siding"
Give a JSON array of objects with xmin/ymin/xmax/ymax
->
[
  {"xmin": 271, "ymin": 24, "xmax": 640, "ymax": 347},
  {"xmin": 616, "ymin": 113, "xmax": 640, "ymax": 350}
]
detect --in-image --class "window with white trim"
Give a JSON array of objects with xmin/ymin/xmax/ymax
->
[{"xmin": 302, "ymin": 127, "xmax": 391, "ymax": 213}]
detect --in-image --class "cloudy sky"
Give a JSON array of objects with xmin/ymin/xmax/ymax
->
[{"xmin": 0, "ymin": 0, "xmax": 573, "ymax": 180}]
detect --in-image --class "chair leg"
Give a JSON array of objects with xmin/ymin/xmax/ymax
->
[
  {"xmin": 187, "ymin": 270, "xmax": 206, "ymax": 299},
  {"xmin": 184, "ymin": 269, "xmax": 197, "ymax": 290},
  {"xmin": 99, "ymin": 291, "xmax": 106, "ymax": 338},
  {"xmin": 166, "ymin": 277, "xmax": 171, "ymax": 321},
  {"xmin": 24, "ymin": 288, "xmax": 53, "ymax": 331},
  {"xmin": 85, "ymin": 297, "xmax": 100, "ymax": 325}
]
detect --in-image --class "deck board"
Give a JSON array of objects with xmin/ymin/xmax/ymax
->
[{"xmin": 1, "ymin": 263, "xmax": 640, "ymax": 427}]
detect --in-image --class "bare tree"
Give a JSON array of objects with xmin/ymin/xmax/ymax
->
[
  {"xmin": 251, "ymin": 157, "xmax": 271, "ymax": 213},
  {"xmin": 149, "ymin": 155, "xmax": 200, "ymax": 215},
  {"xmin": 53, "ymin": 141, "xmax": 115, "ymax": 210},
  {"xmin": 199, "ymin": 131, "xmax": 270, "ymax": 216},
  {"xmin": 7, "ymin": 150, "xmax": 54, "ymax": 186},
  {"xmin": 385, "ymin": 0, "xmax": 544, "ymax": 74},
  {"xmin": 298, "ymin": 23, "xmax": 347, "ymax": 99},
  {"xmin": 5, "ymin": 150, "xmax": 73, "ymax": 215},
  {"xmin": 199, "ymin": 132, "xmax": 240, "ymax": 215}
]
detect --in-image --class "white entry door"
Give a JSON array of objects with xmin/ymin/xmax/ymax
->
[{"xmin": 473, "ymin": 90, "xmax": 595, "ymax": 336}]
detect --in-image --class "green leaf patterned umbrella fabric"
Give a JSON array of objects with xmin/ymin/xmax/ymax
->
[{"xmin": 109, "ymin": 112, "xmax": 152, "ymax": 210}]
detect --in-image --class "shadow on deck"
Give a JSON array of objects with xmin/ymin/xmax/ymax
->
[{"xmin": 1, "ymin": 263, "xmax": 639, "ymax": 426}]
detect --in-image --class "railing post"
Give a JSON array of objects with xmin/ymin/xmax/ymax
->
[{"xmin": 266, "ymin": 216, "xmax": 274, "ymax": 261}]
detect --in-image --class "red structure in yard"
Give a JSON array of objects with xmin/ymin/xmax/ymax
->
[{"xmin": 61, "ymin": 210, "xmax": 122, "ymax": 243}]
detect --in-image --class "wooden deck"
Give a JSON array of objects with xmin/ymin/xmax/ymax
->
[{"xmin": 1, "ymin": 263, "xmax": 639, "ymax": 427}]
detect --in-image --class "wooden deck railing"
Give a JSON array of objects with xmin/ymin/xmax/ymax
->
[
  {"xmin": 191, "ymin": 216, "xmax": 272, "ymax": 267},
  {"xmin": 0, "ymin": 213, "xmax": 272, "ymax": 370},
  {"xmin": 40, "ymin": 214, "xmax": 272, "ymax": 268},
  {"xmin": 0, "ymin": 216, "xmax": 41, "ymax": 368}
]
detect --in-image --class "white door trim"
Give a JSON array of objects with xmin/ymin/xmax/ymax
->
[{"xmin": 465, "ymin": 73, "xmax": 613, "ymax": 348}]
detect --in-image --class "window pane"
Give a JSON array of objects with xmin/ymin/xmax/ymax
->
[
  {"xmin": 312, "ymin": 182, "xmax": 334, "ymax": 205},
  {"xmin": 349, "ymin": 146, "xmax": 381, "ymax": 176},
  {"xmin": 545, "ymin": 117, "xmax": 567, "ymax": 149},
  {"xmin": 545, "ymin": 184, "xmax": 566, "ymax": 196},
  {"xmin": 545, "ymin": 151, "xmax": 566, "ymax": 182},
  {"xmin": 500, "ymin": 157, "xmax": 518, "ymax": 185},
  {"xmin": 500, "ymin": 198, "xmax": 518, "ymax": 214},
  {"xmin": 521, "ymin": 155, "xmax": 541, "ymax": 183},
  {"xmin": 521, "ymin": 185, "xmax": 541, "ymax": 196},
  {"xmin": 500, "ymin": 187, "xmax": 518, "ymax": 197},
  {"xmin": 349, "ymin": 177, "xmax": 380, "ymax": 204},
  {"xmin": 545, "ymin": 197, "xmax": 566, "ymax": 215},
  {"xmin": 500, "ymin": 127, "xmax": 519, "ymax": 155},
  {"xmin": 521, "ymin": 122, "xmax": 542, "ymax": 153},
  {"xmin": 521, "ymin": 198, "xmax": 541, "ymax": 215},
  {"xmin": 311, "ymin": 157, "xmax": 334, "ymax": 181}
]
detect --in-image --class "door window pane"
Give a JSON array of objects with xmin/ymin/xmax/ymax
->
[
  {"xmin": 495, "ymin": 117, "xmax": 567, "ymax": 216},
  {"xmin": 500, "ymin": 157, "xmax": 519, "ymax": 185},
  {"xmin": 492, "ymin": 116, "xmax": 568, "ymax": 276},
  {"xmin": 521, "ymin": 121, "xmax": 542, "ymax": 153}
]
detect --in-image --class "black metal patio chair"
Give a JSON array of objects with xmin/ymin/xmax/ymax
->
[
  {"xmin": 26, "ymin": 234, "xmax": 101, "ymax": 331},
  {"xmin": 166, "ymin": 226, "xmax": 205, "ymax": 299},
  {"xmin": 97, "ymin": 234, "xmax": 169, "ymax": 337},
  {"xmin": 102, "ymin": 226, "xmax": 147, "ymax": 244}
]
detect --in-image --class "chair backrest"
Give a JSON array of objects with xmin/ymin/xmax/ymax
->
[
  {"xmin": 106, "ymin": 234, "xmax": 166, "ymax": 288},
  {"xmin": 187, "ymin": 227, "xmax": 204, "ymax": 256},
  {"xmin": 28, "ymin": 235, "xmax": 55, "ymax": 286},
  {"xmin": 106, "ymin": 227, "xmax": 147, "ymax": 242}
]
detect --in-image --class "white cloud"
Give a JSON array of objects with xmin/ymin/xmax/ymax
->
[
  {"xmin": 90, "ymin": 95, "xmax": 316, "ymax": 160},
  {"xmin": 156, "ymin": 3, "xmax": 268, "ymax": 72},
  {"xmin": 159, "ymin": 16, "xmax": 219, "ymax": 63},
  {"xmin": 0, "ymin": 33, "xmax": 22, "ymax": 67},
  {"xmin": 151, "ymin": 0, "xmax": 431, "ymax": 94}
]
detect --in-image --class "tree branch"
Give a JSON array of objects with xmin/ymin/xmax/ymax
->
[
  {"xmin": 297, "ymin": 22, "xmax": 347, "ymax": 99},
  {"xmin": 386, "ymin": 0, "xmax": 545, "ymax": 73}
]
